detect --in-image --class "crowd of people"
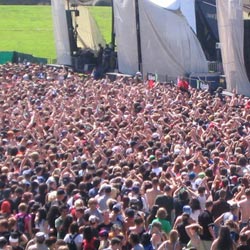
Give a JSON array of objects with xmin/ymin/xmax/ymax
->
[{"xmin": 0, "ymin": 62, "xmax": 250, "ymax": 250}]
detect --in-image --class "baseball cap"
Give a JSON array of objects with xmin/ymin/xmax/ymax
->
[
  {"xmin": 0, "ymin": 236, "xmax": 7, "ymax": 245},
  {"xmin": 111, "ymin": 237, "xmax": 121, "ymax": 245},
  {"xmin": 125, "ymin": 208, "xmax": 135, "ymax": 218},
  {"xmin": 89, "ymin": 215, "xmax": 98, "ymax": 223},
  {"xmin": 57, "ymin": 189, "xmax": 65, "ymax": 196},
  {"xmin": 198, "ymin": 172, "xmax": 206, "ymax": 179},
  {"xmin": 132, "ymin": 186, "xmax": 140, "ymax": 193},
  {"xmin": 188, "ymin": 172, "xmax": 196, "ymax": 180},
  {"xmin": 164, "ymin": 185, "xmax": 171, "ymax": 192},
  {"xmin": 149, "ymin": 155, "xmax": 155, "ymax": 161},
  {"xmin": 35, "ymin": 232, "xmax": 45, "ymax": 239},
  {"xmin": 183, "ymin": 205, "xmax": 192, "ymax": 215},
  {"xmin": 99, "ymin": 230, "xmax": 109, "ymax": 237},
  {"xmin": 112, "ymin": 203, "xmax": 121, "ymax": 212},
  {"xmin": 9, "ymin": 235, "xmax": 19, "ymax": 243}
]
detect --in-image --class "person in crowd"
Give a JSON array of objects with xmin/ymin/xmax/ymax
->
[
  {"xmin": 152, "ymin": 208, "xmax": 171, "ymax": 235},
  {"xmin": 176, "ymin": 213, "xmax": 191, "ymax": 248},
  {"xmin": 210, "ymin": 226, "xmax": 237, "ymax": 250},
  {"xmin": 177, "ymin": 76, "xmax": 191, "ymax": 97},
  {"xmin": 63, "ymin": 222, "xmax": 83, "ymax": 250},
  {"xmin": 103, "ymin": 237, "xmax": 121, "ymax": 250},
  {"xmin": 128, "ymin": 232, "xmax": 144, "ymax": 250},
  {"xmin": 238, "ymin": 188, "xmax": 250, "ymax": 230},
  {"xmin": 55, "ymin": 205, "xmax": 72, "ymax": 239},
  {"xmin": 82, "ymin": 225, "xmax": 100, "ymax": 250},
  {"xmin": 26, "ymin": 232, "xmax": 48, "ymax": 250},
  {"xmin": 154, "ymin": 185, "xmax": 174, "ymax": 223},
  {"xmin": 158, "ymin": 229, "xmax": 182, "ymax": 250},
  {"xmin": 144, "ymin": 177, "xmax": 162, "ymax": 211},
  {"xmin": 185, "ymin": 223, "xmax": 205, "ymax": 250},
  {"xmin": 198, "ymin": 201, "xmax": 215, "ymax": 250}
]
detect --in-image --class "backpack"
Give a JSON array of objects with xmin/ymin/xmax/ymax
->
[
  {"xmin": 67, "ymin": 234, "xmax": 79, "ymax": 250},
  {"xmin": 16, "ymin": 214, "xmax": 27, "ymax": 233}
]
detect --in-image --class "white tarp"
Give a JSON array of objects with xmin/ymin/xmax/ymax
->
[
  {"xmin": 51, "ymin": 0, "xmax": 72, "ymax": 65},
  {"xmin": 149, "ymin": 0, "xmax": 181, "ymax": 9},
  {"xmin": 76, "ymin": 6, "xmax": 105, "ymax": 50},
  {"xmin": 113, "ymin": 0, "xmax": 139, "ymax": 74},
  {"xmin": 114, "ymin": 0, "xmax": 207, "ymax": 78},
  {"xmin": 180, "ymin": 0, "xmax": 196, "ymax": 34},
  {"xmin": 139, "ymin": 0, "xmax": 208, "ymax": 79},
  {"xmin": 217, "ymin": 0, "xmax": 250, "ymax": 96},
  {"xmin": 149, "ymin": 0, "xmax": 196, "ymax": 33}
]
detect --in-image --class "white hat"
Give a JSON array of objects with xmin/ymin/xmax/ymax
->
[
  {"xmin": 89, "ymin": 215, "xmax": 99, "ymax": 223},
  {"xmin": 35, "ymin": 232, "xmax": 45, "ymax": 238},
  {"xmin": 9, "ymin": 236, "xmax": 18, "ymax": 243}
]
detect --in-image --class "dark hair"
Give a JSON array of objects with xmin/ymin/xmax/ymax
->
[
  {"xmin": 181, "ymin": 212, "xmax": 189, "ymax": 222},
  {"xmin": 216, "ymin": 226, "xmax": 234, "ymax": 250},
  {"xmin": 129, "ymin": 232, "xmax": 140, "ymax": 245},
  {"xmin": 46, "ymin": 206, "xmax": 60, "ymax": 228},
  {"xmin": 205, "ymin": 201, "xmax": 213, "ymax": 209},
  {"xmin": 39, "ymin": 183, "xmax": 48, "ymax": 194},
  {"xmin": 45, "ymin": 236, "xmax": 57, "ymax": 247},
  {"xmin": 83, "ymin": 226, "xmax": 94, "ymax": 242},
  {"xmin": 239, "ymin": 233, "xmax": 248, "ymax": 242},
  {"xmin": 59, "ymin": 205, "xmax": 69, "ymax": 213},
  {"xmin": 151, "ymin": 205, "xmax": 159, "ymax": 216},
  {"xmin": 37, "ymin": 208, "xmax": 47, "ymax": 224},
  {"xmin": 61, "ymin": 215, "xmax": 74, "ymax": 234},
  {"xmin": 141, "ymin": 232, "xmax": 152, "ymax": 246},
  {"xmin": 69, "ymin": 222, "xmax": 79, "ymax": 234},
  {"xmin": 134, "ymin": 216, "xmax": 144, "ymax": 225},
  {"xmin": 190, "ymin": 198, "xmax": 201, "ymax": 211},
  {"xmin": 179, "ymin": 190, "xmax": 189, "ymax": 201}
]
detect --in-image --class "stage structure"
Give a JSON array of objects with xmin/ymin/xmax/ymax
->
[
  {"xmin": 51, "ymin": 0, "xmax": 105, "ymax": 71},
  {"xmin": 51, "ymin": 0, "xmax": 72, "ymax": 65},
  {"xmin": 113, "ymin": 0, "xmax": 250, "ymax": 95},
  {"xmin": 217, "ymin": 0, "xmax": 250, "ymax": 96}
]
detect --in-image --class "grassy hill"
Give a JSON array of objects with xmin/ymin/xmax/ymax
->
[{"xmin": 0, "ymin": 5, "xmax": 111, "ymax": 61}]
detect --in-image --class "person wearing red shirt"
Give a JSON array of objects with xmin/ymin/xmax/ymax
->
[{"xmin": 177, "ymin": 77, "xmax": 191, "ymax": 97}]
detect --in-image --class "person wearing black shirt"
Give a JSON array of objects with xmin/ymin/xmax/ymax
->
[
  {"xmin": 154, "ymin": 185, "xmax": 174, "ymax": 222},
  {"xmin": 198, "ymin": 201, "xmax": 215, "ymax": 250},
  {"xmin": 176, "ymin": 213, "xmax": 191, "ymax": 248}
]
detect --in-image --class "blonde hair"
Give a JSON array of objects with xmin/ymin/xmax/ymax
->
[
  {"xmin": 47, "ymin": 191, "xmax": 57, "ymax": 202},
  {"xmin": 169, "ymin": 230, "xmax": 179, "ymax": 244},
  {"xmin": 18, "ymin": 203, "xmax": 27, "ymax": 212},
  {"xmin": 156, "ymin": 207, "xmax": 167, "ymax": 219},
  {"xmin": 74, "ymin": 199, "xmax": 84, "ymax": 208},
  {"xmin": 58, "ymin": 246, "xmax": 69, "ymax": 250}
]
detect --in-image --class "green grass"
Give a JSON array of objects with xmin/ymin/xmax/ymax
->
[
  {"xmin": 0, "ymin": 6, "xmax": 55, "ymax": 60},
  {"xmin": 0, "ymin": 5, "xmax": 112, "ymax": 60}
]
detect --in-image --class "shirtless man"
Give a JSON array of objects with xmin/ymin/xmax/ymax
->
[
  {"xmin": 145, "ymin": 177, "xmax": 163, "ymax": 211},
  {"xmin": 238, "ymin": 188, "xmax": 250, "ymax": 229}
]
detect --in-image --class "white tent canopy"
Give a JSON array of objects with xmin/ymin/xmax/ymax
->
[
  {"xmin": 149, "ymin": 0, "xmax": 197, "ymax": 33},
  {"xmin": 114, "ymin": 0, "xmax": 208, "ymax": 80}
]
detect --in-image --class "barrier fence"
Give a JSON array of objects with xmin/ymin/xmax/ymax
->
[{"xmin": 0, "ymin": 51, "xmax": 51, "ymax": 65}]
